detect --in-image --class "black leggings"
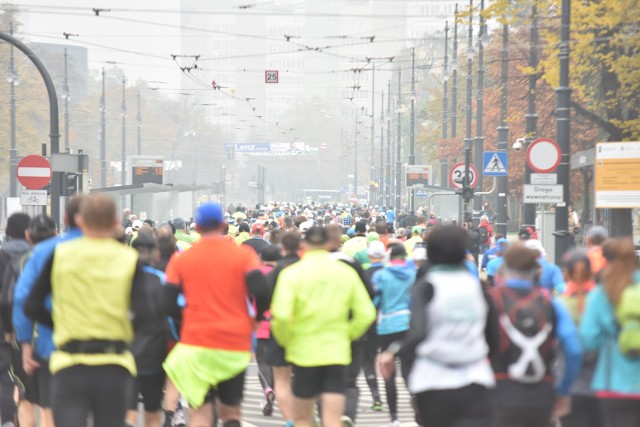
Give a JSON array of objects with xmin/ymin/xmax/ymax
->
[
  {"xmin": 600, "ymin": 398, "xmax": 640, "ymax": 427},
  {"xmin": 255, "ymin": 339, "xmax": 273, "ymax": 391},
  {"xmin": 361, "ymin": 332, "xmax": 380, "ymax": 401},
  {"xmin": 51, "ymin": 364, "xmax": 133, "ymax": 427},
  {"xmin": 415, "ymin": 384, "xmax": 491, "ymax": 427},
  {"xmin": 379, "ymin": 332, "xmax": 410, "ymax": 419}
]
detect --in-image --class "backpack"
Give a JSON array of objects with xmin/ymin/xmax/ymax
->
[
  {"xmin": 490, "ymin": 286, "xmax": 556, "ymax": 384},
  {"xmin": 615, "ymin": 283, "xmax": 640, "ymax": 358},
  {"xmin": 477, "ymin": 226, "xmax": 489, "ymax": 243},
  {"xmin": 0, "ymin": 251, "xmax": 28, "ymax": 333}
]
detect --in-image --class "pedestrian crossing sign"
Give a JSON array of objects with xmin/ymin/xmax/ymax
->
[{"xmin": 483, "ymin": 151, "xmax": 508, "ymax": 176}]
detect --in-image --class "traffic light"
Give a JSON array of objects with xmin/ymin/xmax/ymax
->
[{"xmin": 62, "ymin": 173, "xmax": 78, "ymax": 196}]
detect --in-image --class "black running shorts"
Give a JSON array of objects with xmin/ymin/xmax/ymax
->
[{"xmin": 292, "ymin": 364, "xmax": 347, "ymax": 399}]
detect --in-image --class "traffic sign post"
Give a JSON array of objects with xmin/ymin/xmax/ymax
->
[
  {"xmin": 483, "ymin": 152, "xmax": 508, "ymax": 176},
  {"xmin": 20, "ymin": 189, "xmax": 47, "ymax": 206},
  {"xmin": 16, "ymin": 155, "xmax": 52, "ymax": 190},
  {"xmin": 449, "ymin": 162, "xmax": 478, "ymax": 189}
]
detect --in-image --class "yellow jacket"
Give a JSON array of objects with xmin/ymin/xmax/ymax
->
[{"xmin": 271, "ymin": 250, "xmax": 376, "ymax": 367}]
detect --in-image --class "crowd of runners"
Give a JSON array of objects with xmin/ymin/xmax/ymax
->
[{"xmin": 0, "ymin": 195, "xmax": 638, "ymax": 427}]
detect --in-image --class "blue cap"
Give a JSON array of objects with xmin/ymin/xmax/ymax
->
[
  {"xmin": 195, "ymin": 202, "xmax": 224, "ymax": 227},
  {"xmin": 497, "ymin": 238, "xmax": 509, "ymax": 246}
]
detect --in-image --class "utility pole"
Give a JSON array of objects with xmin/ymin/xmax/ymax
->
[
  {"xmin": 409, "ymin": 48, "xmax": 416, "ymax": 211},
  {"xmin": 524, "ymin": 4, "xmax": 539, "ymax": 228},
  {"xmin": 370, "ymin": 63, "xmax": 375, "ymax": 206},
  {"xmin": 354, "ymin": 107, "xmax": 358, "ymax": 200},
  {"xmin": 474, "ymin": 0, "xmax": 486, "ymax": 211},
  {"xmin": 379, "ymin": 89, "xmax": 385, "ymax": 206},
  {"xmin": 386, "ymin": 80, "xmax": 392, "ymax": 208},
  {"xmin": 8, "ymin": 22, "xmax": 17, "ymax": 197},
  {"xmin": 121, "ymin": 75, "xmax": 127, "ymax": 190},
  {"xmin": 463, "ymin": 0, "xmax": 474, "ymax": 221},
  {"xmin": 63, "ymin": 48, "xmax": 70, "ymax": 151},
  {"xmin": 554, "ymin": 0, "xmax": 571, "ymax": 263},
  {"xmin": 99, "ymin": 68, "xmax": 106, "ymax": 188},
  {"xmin": 136, "ymin": 88, "xmax": 142, "ymax": 155},
  {"xmin": 496, "ymin": 21, "xmax": 510, "ymax": 237},
  {"xmin": 451, "ymin": 4, "xmax": 459, "ymax": 140},
  {"xmin": 395, "ymin": 65, "xmax": 402, "ymax": 212},
  {"xmin": 442, "ymin": 22, "xmax": 450, "ymax": 188}
]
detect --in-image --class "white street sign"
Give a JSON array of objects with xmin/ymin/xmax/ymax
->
[
  {"xmin": 20, "ymin": 189, "xmax": 47, "ymax": 206},
  {"xmin": 523, "ymin": 184, "xmax": 564, "ymax": 204},
  {"xmin": 530, "ymin": 173, "xmax": 557, "ymax": 185}
]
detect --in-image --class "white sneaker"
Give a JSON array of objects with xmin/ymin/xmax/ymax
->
[
  {"xmin": 388, "ymin": 419, "xmax": 402, "ymax": 427},
  {"xmin": 172, "ymin": 408, "xmax": 187, "ymax": 427},
  {"xmin": 341, "ymin": 415, "xmax": 354, "ymax": 427}
]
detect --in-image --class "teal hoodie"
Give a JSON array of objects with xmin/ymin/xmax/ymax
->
[
  {"xmin": 372, "ymin": 262, "xmax": 416, "ymax": 335},
  {"xmin": 580, "ymin": 272, "xmax": 640, "ymax": 395}
]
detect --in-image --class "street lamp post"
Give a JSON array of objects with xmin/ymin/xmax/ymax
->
[
  {"xmin": 99, "ymin": 68, "xmax": 106, "ymax": 188},
  {"xmin": 379, "ymin": 89, "xmax": 385, "ymax": 206},
  {"xmin": 523, "ymin": 5, "xmax": 539, "ymax": 228},
  {"xmin": 62, "ymin": 48, "xmax": 70, "ymax": 152},
  {"xmin": 496, "ymin": 21, "xmax": 510, "ymax": 237},
  {"xmin": 442, "ymin": 22, "xmax": 450, "ymax": 189},
  {"xmin": 554, "ymin": 0, "xmax": 572, "ymax": 264},
  {"xmin": 463, "ymin": 0, "xmax": 474, "ymax": 221},
  {"xmin": 409, "ymin": 48, "xmax": 416, "ymax": 211},
  {"xmin": 370, "ymin": 63, "xmax": 375, "ymax": 206},
  {"xmin": 354, "ymin": 108, "xmax": 359, "ymax": 200},
  {"xmin": 451, "ymin": 4, "xmax": 459, "ymax": 140},
  {"xmin": 136, "ymin": 88, "xmax": 142, "ymax": 155},
  {"xmin": 395, "ymin": 65, "xmax": 402, "ymax": 212},
  {"xmin": 121, "ymin": 76, "xmax": 127, "ymax": 191},
  {"xmin": 0, "ymin": 29, "xmax": 61, "ymax": 224},
  {"xmin": 386, "ymin": 80, "xmax": 392, "ymax": 208},
  {"xmin": 474, "ymin": 0, "xmax": 486, "ymax": 212},
  {"xmin": 8, "ymin": 23, "xmax": 18, "ymax": 197}
]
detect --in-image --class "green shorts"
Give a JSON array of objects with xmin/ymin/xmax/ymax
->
[{"xmin": 163, "ymin": 343, "xmax": 251, "ymax": 408}]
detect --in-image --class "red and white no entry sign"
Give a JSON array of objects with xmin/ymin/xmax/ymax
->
[
  {"xmin": 526, "ymin": 138, "xmax": 561, "ymax": 173},
  {"xmin": 16, "ymin": 155, "xmax": 52, "ymax": 190}
]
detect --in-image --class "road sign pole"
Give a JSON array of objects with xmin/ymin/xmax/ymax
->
[{"xmin": 496, "ymin": 21, "xmax": 510, "ymax": 237}]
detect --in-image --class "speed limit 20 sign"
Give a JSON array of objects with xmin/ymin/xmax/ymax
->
[
  {"xmin": 265, "ymin": 70, "xmax": 279, "ymax": 84},
  {"xmin": 449, "ymin": 162, "xmax": 478, "ymax": 189}
]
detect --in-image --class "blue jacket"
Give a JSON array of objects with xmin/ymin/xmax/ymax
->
[
  {"xmin": 14, "ymin": 228, "xmax": 83, "ymax": 359},
  {"xmin": 580, "ymin": 276, "xmax": 640, "ymax": 395},
  {"xmin": 481, "ymin": 246, "xmax": 498, "ymax": 270},
  {"xmin": 505, "ymin": 279, "xmax": 583, "ymax": 396},
  {"xmin": 539, "ymin": 258, "xmax": 566, "ymax": 294},
  {"xmin": 486, "ymin": 256, "xmax": 504, "ymax": 278},
  {"xmin": 372, "ymin": 262, "xmax": 416, "ymax": 335}
]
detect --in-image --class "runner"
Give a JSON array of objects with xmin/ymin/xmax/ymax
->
[
  {"xmin": 242, "ymin": 223, "xmax": 270, "ymax": 255},
  {"xmin": 523, "ymin": 239, "xmax": 566, "ymax": 293},
  {"xmin": 378, "ymin": 225, "xmax": 499, "ymax": 427},
  {"xmin": 13, "ymin": 196, "xmax": 84, "ymax": 427},
  {"xmin": 559, "ymin": 249, "xmax": 601, "ymax": 427},
  {"xmin": 361, "ymin": 241, "xmax": 387, "ymax": 412},
  {"xmin": 161, "ymin": 202, "xmax": 269, "ymax": 427},
  {"xmin": 0, "ymin": 213, "xmax": 32, "ymax": 427},
  {"xmin": 371, "ymin": 244, "xmax": 415, "ymax": 426},
  {"xmin": 270, "ymin": 226, "xmax": 376, "ymax": 427},
  {"xmin": 24, "ymin": 194, "xmax": 149, "ymax": 427},
  {"xmin": 265, "ymin": 231, "xmax": 301, "ymax": 427},
  {"xmin": 580, "ymin": 238, "xmax": 640, "ymax": 425},
  {"xmin": 489, "ymin": 243, "xmax": 582, "ymax": 427},
  {"xmin": 126, "ymin": 231, "xmax": 169, "ymax": 427}
]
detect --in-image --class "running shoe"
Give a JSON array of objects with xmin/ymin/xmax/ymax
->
[
  {"xmin": 371, "ymin": 399, "xmax": 383, "ymax": 411},
  {"xmin": 388, "ymin": 420, "xmax": 402, "ymax": 427},
  {"xmin": 171, "ymin": 408, "xmax": 187, "ymax": 427},
  {"xmin": 341, "ymin": 415, "xmax": 354, "ymax": 427},
  {"xmin": 262, "ymin": 388, "xmax": 275, "ymax": 416}
]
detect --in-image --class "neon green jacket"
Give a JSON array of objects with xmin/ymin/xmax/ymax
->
[{"xmin": 271, "ymin": 250, "xmax": 376, "ymax": 367}]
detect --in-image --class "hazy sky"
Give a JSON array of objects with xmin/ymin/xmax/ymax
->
[{"xmin": 10, "ymin": 1, "xmax": 183, "ymax": 85}]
